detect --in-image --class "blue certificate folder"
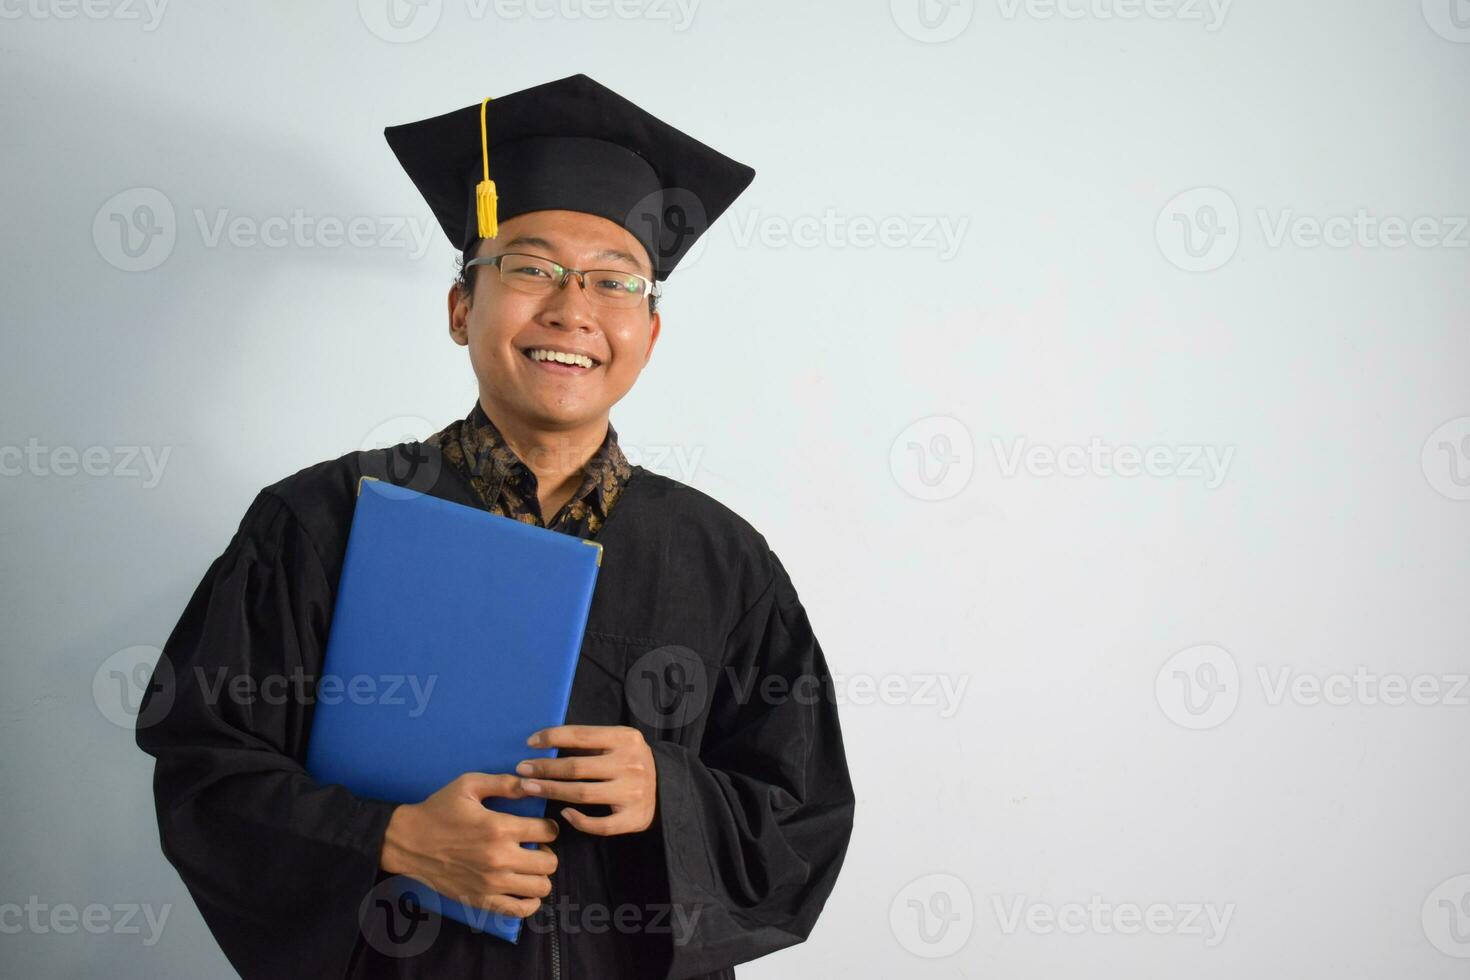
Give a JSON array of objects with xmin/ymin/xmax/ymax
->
[{"xmin": 305, "ymin": 476, "xmax": 603, "ymax": 943}]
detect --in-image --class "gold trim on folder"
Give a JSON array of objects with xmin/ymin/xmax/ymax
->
[
  {"xmin": 357, "ymin": 474, "xmax": 381, "ymax": 496},
  {"xmin": 582, "ymin": 539, "xmax": 603, "ymax": 567}
]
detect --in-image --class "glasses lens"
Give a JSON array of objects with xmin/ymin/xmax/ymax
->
[
  {"xmin": 585, "ymin": 271, "xmax": 649, "ymax": 309},
  {"xmin": 497, "ymin": 254, "xmax": 560, "ymax": 292}
]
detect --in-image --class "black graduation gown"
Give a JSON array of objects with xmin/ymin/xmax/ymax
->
[{"xmin": 135, "ymin": 440, "xmax": 856, "ymax": 980}]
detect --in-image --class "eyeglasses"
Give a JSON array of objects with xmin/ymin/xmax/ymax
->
[{"xmin": 465, "ymin": 252, "xmax": 661, "ymax": 311}]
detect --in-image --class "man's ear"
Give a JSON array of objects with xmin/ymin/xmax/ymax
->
[
  {"xmin": 643, "ymin": 310, "xmax": 661, "ymax": 365},
  {"xmin": 448, "ymin": 283, "xmax": 470, "ymax": 347}
]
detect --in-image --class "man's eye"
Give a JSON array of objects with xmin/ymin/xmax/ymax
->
[
  {"xmin": 594, "ymin": 276, "xmax": 642, "ymax": 293},
  {"xmin": 507, "ymin": 264, "xmax": 551, "ymax": 279}
]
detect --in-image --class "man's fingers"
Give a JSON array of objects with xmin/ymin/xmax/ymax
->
[
  {"xmin": 454, "ymin": 772, "xmax": 526, "ymax": 801},
  {"xmin": 520, "ymin": 777, "xmax": 612, "ymax": 804},
  {"xmin": 528, "ymin": 725, "xmax": 638, "ymax": 751},
  {"xmin": 560, "ymin": 806, "xmax": 627, "ymax": 837},
  {"xmin": 494, "ymin": 872, "xmax": 553, "ymax": 899},
  {"xmin": 499, "ymin": 815, "xmax": 559, "ymax": 844},
  {"xmin": 515, "ymin": 755, "xmax": 618, "ymax": 781},
  {"xmin": 504, "ymin": 843, "xmax": 558, "ymax": 876}
]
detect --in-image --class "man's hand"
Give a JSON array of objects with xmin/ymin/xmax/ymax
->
[
  {"xmin": 380, "ymin": 772, "xmax": 559, "ymax": 919},
  {"xmin": 516, "ymin": 725, "xmax": 657, "ymax": 836}
]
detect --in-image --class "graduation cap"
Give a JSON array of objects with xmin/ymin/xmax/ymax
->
[{"xmin": 384, "ymin": 73, "xmax": 755, "ymax": 280}]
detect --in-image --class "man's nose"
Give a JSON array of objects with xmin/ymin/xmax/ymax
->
[{"xmin": 539, "ymin": 271, "xmax": 597, "ymax": 328}]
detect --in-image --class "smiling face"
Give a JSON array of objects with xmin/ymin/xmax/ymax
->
[{"xmin": 448, "ymin": 209, "xmax": 662, "ymax": 436}]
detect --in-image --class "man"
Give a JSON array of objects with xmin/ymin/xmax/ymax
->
[{"xmin": 136, "ymin": 74, "xmax": 855, "ymax": 980}]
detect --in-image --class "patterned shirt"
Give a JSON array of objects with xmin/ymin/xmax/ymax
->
[{"xmin": 426, "ymin": 400, "xmax": 633, "ymax": 538}]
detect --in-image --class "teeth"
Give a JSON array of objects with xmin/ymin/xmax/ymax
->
[{"xmin": 528, "ymin": 349, "xmax": 594, "ymax": 369}]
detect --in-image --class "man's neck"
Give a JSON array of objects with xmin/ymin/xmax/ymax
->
[{"xmin": 478, "ymin": 399, "xmax": 608, "ymax": 519}]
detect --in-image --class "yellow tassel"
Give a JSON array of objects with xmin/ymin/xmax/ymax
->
[
  {"xmin": 476, "ymin": 97, "xmax": 498, "ymax": 239},
  {"xmin": 476, "ymin": 179, "xmax": 498, "ymax": 239}
]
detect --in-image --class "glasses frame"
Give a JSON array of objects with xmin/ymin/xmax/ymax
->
[{"xmin": 465, "ymin": 252, "xmax": 662, "ymax": 309}]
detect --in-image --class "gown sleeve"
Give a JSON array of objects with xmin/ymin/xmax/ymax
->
[
  {"xmin": 135, "ymin": 489, "xmax": 398, "ymax": 980},
  {"xmin": 644, "ymin": 549, "xmax": 856, "ymax": 979}
]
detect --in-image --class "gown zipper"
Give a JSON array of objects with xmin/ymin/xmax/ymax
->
[{"xmin": 549, "ymin": 874, "xmax": 562, "ymax": 980}]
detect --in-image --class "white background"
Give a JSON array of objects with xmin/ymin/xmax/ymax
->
[{"xmin": 3, "ymin": 0, "xmax": 1469, "ymax": 977}]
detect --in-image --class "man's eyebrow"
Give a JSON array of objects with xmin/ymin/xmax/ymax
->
[
  {"xmin": 500, "ymin": 236, "xmax": 648, "ymax": 274},
  {"xmin": 502, "ymin": 235, "xmax": 556, "ymax": 253},
  {"xmin": 590, "ymin": 247, "xmax": 648, "ymax": 272}
]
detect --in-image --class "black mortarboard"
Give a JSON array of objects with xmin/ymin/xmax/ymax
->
[{"xmin": 384, "ymin": 73, "xmax": 755, "ymax": 280}]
